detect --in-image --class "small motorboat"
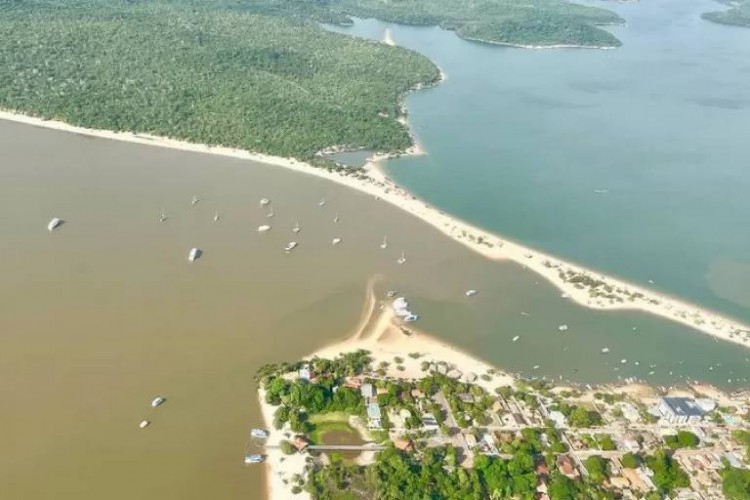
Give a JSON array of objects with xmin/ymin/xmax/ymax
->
[
  {"xmin": 159, "ymin": 210, "xmax": 167, "ymax": 223},
  {"xmin": 333, "ymin": 214, "xmax": 339, "ymax": 223},
  {"xmin": 47, "ymin": 218, "xmax": 63, "ymax": 232},
  {"xmin": 250, "ymin": 428, "xmax": 268, "ymax": 439},
  {"xmin": 621, "ymin": 359, "xmax": 628, "ymax": 364},
  {"xmin": 386, "ymin": 290, "xmax": 397, "ymax": 298},
  {"xmin": 259, "ymin": 198, "xmax": 270, "ymax": 207},
  {"xmin": 601, "ymin": 347, "xmax": 610, "ymax": 354},
  {"xmin": 284, "ymin": 241, "xmax": 298, "ymax": 253},
  {"xmin": 404, "ymin": 314, "xmax": 419, "ymax": 322},
  {"xmin": 380, "ymin": 236, "xmax": 387, "ymax": 249},
  {"xmin": 213, "ymin": 212, "xmax": 220, "ymax": 222},
  {"xmin": 292, "ymin": 221, "xmax": 300, "ymax": 234},
  {"xmin": 258, "ymin": 225, "xmax": 271, "ymax": 233},
  {"xmin": 191, "ymin": 196, "xmax": 200, "ymax": 206},
  {"xmin": 139, "ymin": 420, "xmax": 151, "ymax": 429},
  {"xmin": 332, "ymin": 237, "xmax": 342, "ymax": 245},
  {"xmin": 244, "ymin": 454, "xmax": 264, "ymax": 464},
  {"xmin": 558, "ymin": 324, "xmax": 568, "ymax": 332},
  {"xmin": 266, "ymin": 212, "xmax": 274, "ymax": 218},
  {"xmin": 318, "ymin": 197, "xmax": 326, "ymax": 207},
  {"xmin": 188, "ymin": 247, "xmax": 201, "ymax": 262},
  {"xmin": 512, "ymin": 336, "xmax": 520, "ymax": 342},
  {"xmin": 465, "ymin": 289, "xmax": 478, "ymax": 297},
  {"xmin": 151, "ymin": 396, "xmax": 166, "ymax": 408},
  {"xmin": 397, "ymin": 251, "xmax": 406, "ymax": 265},
  {"xmin": 532, "ymin": 365, "xmax": 540, "ymax": 370}
]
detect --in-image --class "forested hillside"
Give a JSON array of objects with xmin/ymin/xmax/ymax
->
[{"xmin": 0, "ymin": 1, "xmax": 439, "ymax": 161}]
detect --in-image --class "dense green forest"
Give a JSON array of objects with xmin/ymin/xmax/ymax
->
[
  {"xmin": 0, "ymin": 0, "xmax": 439, "ymax": 162},
  {"xmin": 702, "ymin": 0, "xmax": 750, "ymax": 27}
]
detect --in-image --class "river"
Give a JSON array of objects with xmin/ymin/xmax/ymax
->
[{"xmin": 327, "ymin": 0, "xmax": 750, "ymax": 326}]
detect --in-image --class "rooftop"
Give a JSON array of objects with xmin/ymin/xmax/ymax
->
[{"xmin": 661, "ymin": 397, "xmax": 705, "ymax": 417}]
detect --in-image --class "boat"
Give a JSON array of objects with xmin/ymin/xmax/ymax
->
[
  {"xmin": 558, "ymin": 324, "xmax": 568, "ymax": 332},
  {"xmin": 259, "ymin": 198, "xmax": 270, "ymax": 207},
  {"xmin": 532, "ymin": 365, "xmax": 540, "ymax": 370},
  {"xmin": 512, "ymin": 336, "xmax": 520, "ymax": 342},
  {"xmin": 334, "ymin": 214, "xmax": 339, "ymax": 223},
  {"xmin": 386, "ymin": 290, "xmax": 397, "ymax": 298},
  {"xmin": 332, "ymin": 237, "xmax": 342, "ymax": 245},
  {"xmin": 213, "ymin": 212, "xmax": 220, "ymax": 222},
  {"xmin": 257, "ymin": 225, "xmax": 271, "ymax": 232},
  {"xmin": 151, "ymin": 396, "xmax": 166, "ymax": 408},
  {"xmin": 465, "ymin": 289, "xmax": 478, "ymax": 297},
  {"xmin": 244, "ymin": 454, "xmax": 264, "ymax": 464},
  {"xmin": 47, "ymin": 217, "xmax": 64, "ymax": 232},
  {"xmin": 159, "ymin": 210, "xmax": 167, "ymax": 223},
  {"xmin": 601, "ymin": 347, "xmax": 610, "ymax": 353},
  {"xmin": 404, "ymin": 314, "xmax": 419, "ymax": 322},
  {"xmin": 250, "ymin": 428, "xmax": 268, "ymax": 439},
  {"xmin": 397, "ymin": 251, "xmax": 406, "ymax": 265},
  {"xmin": 620, "ymin": 359, "xmax": 628, "ymax": 364},
  {"xmin": 267, "ymin": 212, "xmax": 274, "ymax": 218},
  {"xmin": 191, "ymin": 196, "xmax": 199, "ymax": 206},
  {"xmin": 139, "ymin": 420, "xmax": 150, "ymax": 429},
  {"xmin": 561, "ymin": 293, "xmax": 570, "ymax": 299},
  {"xmin": 188, "ymin": 247, "xmax": 201, "ymax": 262},
  {"xmin": 292, "ymin": 221, "xmax": 300, "ymax": 234},
  {"xmin": 284, "ymin": 241, "xmax": 298, "ymax": 253},
  {"xmin": 380, "ymin": 236, "xmax": 387, "ymax": 249},
  {"xmin": 318, "ymin": 197, "xmax": 326, "ymax": 207}
]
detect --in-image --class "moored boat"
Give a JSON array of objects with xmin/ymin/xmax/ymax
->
[
  {"xmin": 188, "ymin": 247, "xmax": 201, "ymax": 262},
  {"xmin": 139, "ymin": 420, "xmax": 150, "ymax": 429},
  {"xmin": 258, "ymin": 224, "xmax": 272, "ymax": 232},
  {"xmin": 244, "ymin": 454, "xmax": 264, "ymax": 464},
  {"xmin": 250, "ymin": 428, "xmax": 268, "ymax": 439},
  {"xmin": 47, "ymin": 218, "xmax": 63, "ymax": 232},
  {"xmin": 151, "ymin": 396, "xmax": 166, "ymax": 408},
  {"xmin": 284, "ymin": 241, "xmax": 298, "ymax": 253}
]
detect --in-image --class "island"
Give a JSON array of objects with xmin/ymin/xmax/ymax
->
[
  {"xmin": 702, "ymin": 0, "xmax": 750, "ymax": 27},
  {"xmin": 253, "ymin": 300, "xmax": 750, "ymax": 499}
]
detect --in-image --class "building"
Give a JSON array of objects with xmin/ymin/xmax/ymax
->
[
  {"xmin": 548, "ymin": 410, "xmax": 567, "ymax": 428},
  {"xmin": 421, "ymin": 412, "xmax": 439, "ymax": 431},
  {"xmin": 657, "ymin": 397, "xmax": 706, "ymax": 424},
  {"xmin": 556, "ymin": 455, "xmax": 580, "ymax": 479},
  {"xmin": 298, "ymin": 364, "xmax": 312, "ymax": 381},
  {"xmin": 360, "ymin": 383, "xmax": 375, "ymax": 399},
  {"xmin": 293, "ymin": 435, "xmax": 310, "ymax": 451}
]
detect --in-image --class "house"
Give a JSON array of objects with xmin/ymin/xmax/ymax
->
[
  {"xmin": 298, "ymin": 364, "xmax": 312, "ymax": 381},
  {"xmin": 657, "ymin": 397, "xmax": 705, "ymax": 424},
  {"xmin": 410, "ymin": 389, "xmax": 424, "ymax": 398},
  {"xmin": 609, "ymin": 476, "xmax": 630, "ymax": 490},
  {"xmin": 620, "ymin": 403, "xmax": 641, "ymax": 423},
  {"xmin": 293, "ymin": 435, "xmax": 310, "ymax": 451},
  {"xmin": 344, "ymin": 376, "xmax": 363, "ymax": 389},
  {"xmin": 464, "ymin": 433, "xmax": 478, "ymax": 448},
  {"xmin": 421, "ymin": 412, "xmax": 439, "ymax": 431},
  {"xmin": 393, "ymin": 438, "xmax": 415, "ymax": 452},
  {"xmin": 619, "ymin": 437, "xmax": 641, "ymax": 453},
  {"xmin": 548, "ymin": 410, "xmax": 567, "ymax": 428},
  {"xmin": 360, "ymin": 383, "xmax": 375, "ymax": 399},
  {"xmin": 458, "ymin": 393, "xmax": 475, "ymax": 403},
  {"xmin": 556, "ymin": 455, "xmax": 580, "ymax": 479}
]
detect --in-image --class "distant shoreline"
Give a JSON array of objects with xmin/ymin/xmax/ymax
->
[{"xmin": 1, "ymin": 109, "xmax": 749, "ymax": 351}]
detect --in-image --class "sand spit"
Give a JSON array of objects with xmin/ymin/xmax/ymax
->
[{"xmin": 2, "ymin": 108, "xmax": 749, "ymax": 350}]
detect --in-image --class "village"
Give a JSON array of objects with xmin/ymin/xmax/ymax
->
[{"xmin": 255, "ymin": 349, "xmax": 750, "ymax": 499}]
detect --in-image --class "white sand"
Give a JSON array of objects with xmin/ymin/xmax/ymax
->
[
  {"xmin": 2, "ymin": 108, "xmax": 749, "ymax": 350},
  {"xmin": 258, "ymin": 389, "xmax": 311, "ymax": 500}
]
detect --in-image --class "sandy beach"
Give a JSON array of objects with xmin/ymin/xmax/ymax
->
[{"xmin": 1, "ymin": 108, "xmax": 749, "ymax": 350}]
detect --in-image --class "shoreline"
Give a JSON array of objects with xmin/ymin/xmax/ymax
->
[
  {"xmin": 258, "ymin": 292, "xmax": 746, "ymax": 499},
  {"xmin": 1, "ymin": 108, "xmax": 749, "ymax": 350}
]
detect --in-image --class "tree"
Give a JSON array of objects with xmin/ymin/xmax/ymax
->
[
  {"xmin": 621, "ymin": 452, "xmax": 640, "ymax": 469},
  {"xmin": 721, "ymin": 465, "xmax": 750, "ymax": 500},
  {"xmin": 585, "ymin": 455, "xmax": 609, "ymax": 484},
  {"xmin": 548, "ymin": 472, "xmax": 580, "ymax": 499},
  {"xmin": 646, "ymin": 450, "xmax": 690, "ymax": 495},
  {"xmin": 280, "ymin": 440, "xmax": 295, "ymax": 455}
]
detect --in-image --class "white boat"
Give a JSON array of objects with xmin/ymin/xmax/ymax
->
[
  {"xmin": 404, "ymin": 314, "xmax": 419, "ymax": 322},
  {"xmin": 191, "ymin": 196, "xmax": 199, "ymax": 206},
  {"xmin": 259, "ymin": 198, "xmax": 270, "ymax": 207},
  {"xmin": 139, "ymin": 420, "xmax": 150, "ymax": 429},
  {"xmin": 257, "ymin": 225, "xmax": 271, "ymax": 233},
  {"xmin": 601, "ymin": 347, "xmax": 610, "ymax": 353},
  {"xmin": 188, "ymin": 247, "xmax": 201, "ymax": 262},
  {"xmin": 465, "ymin": 289, "xmax": 478, "ymax": 297},
  {"xmin": 558, "ymin": 324, "xmax": 568, "ymax": 332},
  {"xmin": 318, "ymin": 197, "xmax": 326, "ymax": 207},
  {"xmin": 386, "ymin": 290, "xmax": 397, "ymax": 298},
  {"xmin": 151, "ymin": 396, "xmax": 166, "ymax": 408},
  {"xmin": 397, "ymin": 251, "xmax": 406, "ymax": 265},
  {"xmin": 159, "ymin": 210, "xmax": 167, "ymax": 223},
  {"xmin": 213, "ymin": 212, "xmax": 220, "ymax": 222},
  {"xmin": 244, "ymin": 454, "xmax": 264, "ymax": 464},
  {"xmin": 266, "ymin": 212, "xmax": 274, "ymax": 218},
  {"xmin": 380, "ymin": 236, "xmax": 387, "ymax": 249},
  {"xmin": 512, "ymin": 336, "xmax": 520, "ymax": 342},
  {"xmin": 621, "ymin": 359, "xmax": 628, "ymax": 364},
  {"xmin": 292, "ymin": 221, "xmax": 300, "ymax": 234},
  {"xmin": 47, "ymin": 218, "xmax": 63, "ymax": 232},
  {"xmin": 561, "ymin": 293, "xmax": 570, "ymax": 299},
  {"xmin": 532, "ymin": 365, "xmax": 540, "ymax": 370},
  {"xmin": 250, "ymin": 428, "xmax": 268, "ymax": 439},
  {"xmin": 284, "ymin": 241, "xmax": 298, "ymax": 253},
  {"xmin": 332, "ymin": 237, "xmax": 342, "ymax": 245},
  {"xmin": 333, "ymin": 214, "xmax": 339, "ymax": 223}
]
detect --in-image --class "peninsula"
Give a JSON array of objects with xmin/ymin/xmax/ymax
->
[
  {"xmin": 702, "ymin": 0, "xmax": 750, "ymax": 27},
  {"xmin": 253, "ymin": 295, "xmax": 750, "ymax": 499}
]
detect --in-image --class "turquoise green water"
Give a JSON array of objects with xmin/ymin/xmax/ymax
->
[{"xmin": 327, "ymin": 0, "xmax": 750, "ymax": 326}]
